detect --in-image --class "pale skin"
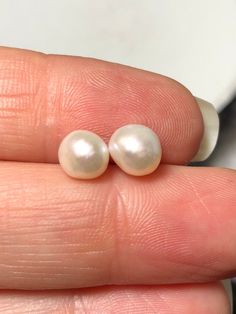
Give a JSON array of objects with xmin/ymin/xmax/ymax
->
[{"xmin": 0, "ymin": 46, "xmax": 235, "ymax": 313}]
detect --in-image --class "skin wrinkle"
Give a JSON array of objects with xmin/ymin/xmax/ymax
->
[
  {"xmin": 121, "ymin": 290, "xmax": 138, "ymax": 312},
  {"xmin": 0, "ymin": 55, "xmax": 38, "ymax": 157},
  {"xmin": 131, "ymin": 167, "xmax": 234, "ymax": 282},
  {"xmin": 155, "ymin": 172, "xmax": 218, "ymax": 275},
  {"xmin": 109, "ymin": 178, "xmax": 131, "ymax": 284},
  {"xmin": 154, "ymin": 291, "xmax": 173, "ymax": 313},
  {"xmin": 0, "ymin": 177, "xmax": 114, "ymax": 288},
  {"xmin": 182, "ymin": 169, "xmax": 211, "ymax": 215},
  {"xmin": 179, "ymin": 170, "xmax": 235, "ymax": 272},
  {"xmin": 45, "ymin": 55, "xmax": 66, "ymax": 163},
  {"xmin": 139, "ymin": 294, "xmax": 158, "ymax": 313},
  {"xmin": 73, "ymin": 294, "xmax": 89, "ymax": 314}
]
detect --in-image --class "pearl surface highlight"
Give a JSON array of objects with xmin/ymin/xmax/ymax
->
[
  {"xmin": 109, "ymin": 124, "xmax": 162, "ymax": 176},
  {"xmin": 58, "ymin": 130, "xmax": 109, "ymax": 179}
]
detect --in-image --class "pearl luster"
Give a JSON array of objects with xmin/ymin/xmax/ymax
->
[
  {"xmin": 58, "ymin": 130, "xmax": 109, "ymax": 179},
  {"xmin": 109, "ymin": 124, "xmax": 162, "ymax": 176}
]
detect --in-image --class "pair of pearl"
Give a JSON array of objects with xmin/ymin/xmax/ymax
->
[{"xmin": 58, "ymin": 124, "xmax": 162, "ymax": 179}]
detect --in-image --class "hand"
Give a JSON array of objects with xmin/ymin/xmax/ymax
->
[{"xmin": 0, "ymin": 47, "xmax": 234, "ymax": 313}]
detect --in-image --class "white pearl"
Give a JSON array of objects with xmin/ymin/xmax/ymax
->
[
  {"xmin": 109, "ymin": 124, "xmax": 162, "ymax": 176},
  {"xmin": 58, "ymin": 130, "xmax": 109, "ymax": 179}
]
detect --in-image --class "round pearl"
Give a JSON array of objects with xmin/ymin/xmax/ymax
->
[
  {"xmin": 58, "ymin": 130, "xmax": 109, "ymax": 179},
  {"xmin": 109, "ymin": 124, "xmax": 162, "ymax": 176}
]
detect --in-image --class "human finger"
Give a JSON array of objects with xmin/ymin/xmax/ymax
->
[
  {"xmin": 0, "ymin": 163, "xmax": 235, "ymax": 289},
  {"xmin": 0, "ymin": 46, "xmax": 206, "ymax": 164}
]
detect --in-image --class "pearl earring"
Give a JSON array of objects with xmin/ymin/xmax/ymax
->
[
  {"xmin": 109, "ymin": 124, "xmax": 162, "ymax": 176},
  {"xmin": 58, "ymin": 130, "xmax": 109, "ymax": 179}
]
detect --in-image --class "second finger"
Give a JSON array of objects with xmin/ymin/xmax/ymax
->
[{"xmin": 0, "ymin": 163, "xmax": 235, "ymax": 289}]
